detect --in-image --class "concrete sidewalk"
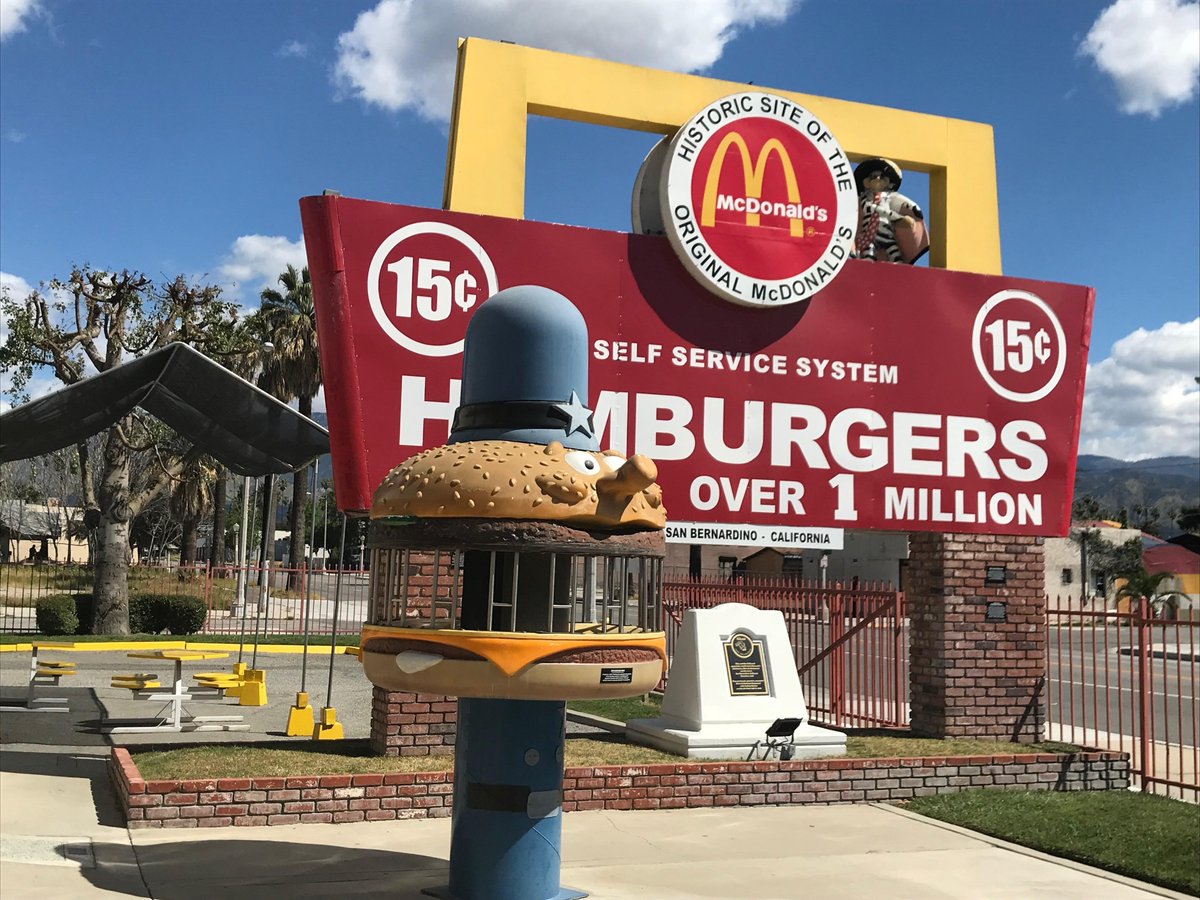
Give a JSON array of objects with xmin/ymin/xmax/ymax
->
[{"xmin": 0, "ymin": 752, "xmax": 1188, "ymax": 900}]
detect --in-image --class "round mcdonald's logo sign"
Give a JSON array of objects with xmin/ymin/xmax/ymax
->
[{"xmin": 660, "ymin": 92, "xmax": 858, "ymax": 308}]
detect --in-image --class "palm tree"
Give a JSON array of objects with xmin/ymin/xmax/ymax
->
[
  {"xmin": 1113, "ymin": 566, "xmax": 1176, "ymax": 617},
  {"xmin": 169, "ymin": 457, "xmax": 216, "ymax": 569},
  {"xmin": 256, "ymin": 265, "xmax": 322, "ymax": 585}
]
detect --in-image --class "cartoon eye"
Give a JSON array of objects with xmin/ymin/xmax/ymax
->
[
  {"xmin": 600, "ymin": 454, "xmax": 624, "ymax": 471},
  {"xmin": 564, "ymin": 451, "xmax": 603, "ymax": 475}
]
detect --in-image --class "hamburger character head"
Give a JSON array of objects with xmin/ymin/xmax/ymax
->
[{"xmin": 372, "ymin": 285, "xmax": 666, "ymax": 531}]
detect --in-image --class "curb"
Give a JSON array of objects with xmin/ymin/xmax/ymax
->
[
  {"xmin": 565, "ymin": 709, "xmax": 627, "ymax": 733},
  {"xmin": 1117, "ymin": 646, "xmax": 1198, "ymax": 662},
  {"xmin": 870, "ymin": 802, "xmax": 1192, "ymax": 899},
  {"xmin": 0, "ymin": 640, "xmax": 359, "ymax": 654}
]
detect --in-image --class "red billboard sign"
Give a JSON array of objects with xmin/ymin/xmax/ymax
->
[{"xmin": 301, "ymin": 195, "xmax": 1093, "ymax": 537}]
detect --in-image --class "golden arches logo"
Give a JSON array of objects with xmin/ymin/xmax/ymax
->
[{"xmin": 700, "ymin": 133, "xmax": 804, "ymax": 237}]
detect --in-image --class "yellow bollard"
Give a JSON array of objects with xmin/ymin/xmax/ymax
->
[
  {"xmin": 224, "ymin": 662, "xmax": 249, "ymax": 701},
  {"xmin": 238, "ymin": 668, "xmax": 268, "ymax": 706},
  {"xmin": 285, "ymin": 690, "xmax": 315, "ymax": 736},
  {"xmin": 312, "ymin": 705, "xmax": 344, "ymax": 741}
]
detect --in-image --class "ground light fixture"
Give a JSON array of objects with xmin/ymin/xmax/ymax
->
[{"xmin": 749, "ymin": 716, "xmax": 805, "ymax": 761}]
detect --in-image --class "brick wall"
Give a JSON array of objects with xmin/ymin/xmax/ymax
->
[
  {"xmin": 370, "ymin": 547, "xmax": 457, "ymax": 624},
  {"xmin": 369, "ymin": 688, "xmax": 457, "ymax": 757},
  {"xmin": 111, "ymin": 747, "xmax": 1130, "ymax": 828},
  {"xmin": 908, "ymin": 532, "xmax": 1046, "ymax": 742},
  {"xmin": 367, "ymin": 548, "xmax": 459, "ymax": 756}
]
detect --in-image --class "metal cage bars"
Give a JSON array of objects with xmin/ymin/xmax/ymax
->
[{"xmin": 369, "ymin": 547, "xmax": 662, "ymax": 635}]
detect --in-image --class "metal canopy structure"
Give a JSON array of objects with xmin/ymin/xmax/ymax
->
[{"xmin": 0, "ymin": 342, "xmax": 329, "ymax": 476}]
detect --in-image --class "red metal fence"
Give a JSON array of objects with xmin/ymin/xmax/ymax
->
[
  {"xmin": 7, "ymin": 561, "xmax": 1195, "ymax": 800},
  {"xmin": 661, "ymin": 574, "xmax": 908, "ymax": 729},
  {"xmin": 1045, "ymin": 595, "xmax": 1199, "ymax": 801}
]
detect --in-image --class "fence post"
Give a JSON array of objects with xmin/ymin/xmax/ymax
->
[
  {"xmin": 892, "ymin": 591, "xmax": 905, "ymax": 727},
  {"xmin": 830, "ymin": 586, "xmax": 845, "ymax": 726},
  {"xmin": 1135, "ymin": 595, "xmax": 1152, "ymax": 793}
]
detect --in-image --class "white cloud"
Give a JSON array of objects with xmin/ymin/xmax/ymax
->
[
  {"xmin": 0, "ymin": 270, "xmax": 33, "ymax": 299},
  {"xmin": 276, "ymin": 39, "xmax": 309, "ymax": 59},
  {"xmin": 218, "ymin": 235, "xmax": 307, "ymax": 302},
  {"xmin": 4, "ymin": 129, "xmax": 26, "ymax": 143},
  {"xmin": 0, "ymin": 0, "xmax": 40, "ymax": 41},
  {"xmin": 333, "ymin": 0, "xmax": 795, "ymax": 122},
  {"xmin": 0, "ymin": 271, "xmax": 33, "ymax": 346},
  {"xmin": 1079, "ymin": 318, "xmax": 1200, "ymax": 459},
  {"xmin": 1080, "ymin": 0, "xmax": 1200, "ymax": 116}
]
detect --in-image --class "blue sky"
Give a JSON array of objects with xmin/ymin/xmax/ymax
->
[{"xmin": 1, "ymin": 0, "xmax": 1197, "ymax": 461}]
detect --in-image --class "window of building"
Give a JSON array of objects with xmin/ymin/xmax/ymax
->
[
  {"xmin": 1061, "ymin": 568, "xmax": 1072, "ymax": 585},
  {"xmin": 717, "ymin": 556, "xmax": 736, "ymax": 578}
]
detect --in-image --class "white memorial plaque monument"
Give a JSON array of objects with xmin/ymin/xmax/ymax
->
[{"xmin": 627, "ymin": 603, "xmax": 847, "ymax": 760}]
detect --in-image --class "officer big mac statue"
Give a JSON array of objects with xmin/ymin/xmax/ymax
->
[{"xmin": 360, "ymin": 286, "xmax": 668, "ymax": 900}]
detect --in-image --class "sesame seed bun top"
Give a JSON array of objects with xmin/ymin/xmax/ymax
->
[{"xmin": 371, "ymin": 439, "xmax": 666, "ymax": 532}]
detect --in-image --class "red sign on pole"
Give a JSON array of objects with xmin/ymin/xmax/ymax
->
[{"xmin": 301, "ymin": 195, "xmax": 1093, "ymax": 537}]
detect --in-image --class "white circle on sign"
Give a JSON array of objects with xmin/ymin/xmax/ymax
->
[
  {"xmin": 659, "ymin": 92, "xmax": 858, "ymax": 308},
  {"xmin": 366, "ymin": 221, "xmax": 498, "ymax": 357},
  {"xmin": 971, "ymin": 290, "xmax": 1067, "ymax": 403},
  {"xmin": 524, "ymin": 748, "xmax": 540, "ymax": 766}
]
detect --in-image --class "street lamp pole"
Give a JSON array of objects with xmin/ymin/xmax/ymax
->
[{"xmin": 233, "ymin": 477, "xmax": 251, "ymax": 615}]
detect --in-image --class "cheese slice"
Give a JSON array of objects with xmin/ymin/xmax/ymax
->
[{"xmin": 360, "ymin": 625, "xmax": 666, "ymax": 677}]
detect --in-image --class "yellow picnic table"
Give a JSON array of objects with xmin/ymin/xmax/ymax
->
[
  {"xmin": 10, "ymin": 641, "xmax": 84, "ymax": 712},
  {"xmin": 103, "ymin": 648, "xmax": 248, "ymax": 734}
]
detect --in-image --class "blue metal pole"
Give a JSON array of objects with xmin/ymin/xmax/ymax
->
[{"xmin": 435, "ymin": 698, "xmax": 584, "ymax": 900}]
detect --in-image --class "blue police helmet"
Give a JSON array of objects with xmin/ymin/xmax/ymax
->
[{"xmin": 448, "ymin": 285, "xmax": 599, "ymax": 451}]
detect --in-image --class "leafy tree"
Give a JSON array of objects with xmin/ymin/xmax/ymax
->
[
  {"xmin": 1128, "ymin": 503, "xmax": 1164, "ymax": 536},
  {"xmin": 1069, "ymin": 527, "xmax": 1142, "ymax": 600},
  {"xmin": 251, "ymin": 265, "xmax": 321, "ymax": 585},
  {"xmin": 1071, "ymin": 494, "xmax": 1110, "ymax": 522},
  {"xmin": 0, "ymin": 267, "xmax": 243, "ymax": 633},
  {"xmin": 1177, "ymin": 506, "xmax": 1200, "ymax": 535}
]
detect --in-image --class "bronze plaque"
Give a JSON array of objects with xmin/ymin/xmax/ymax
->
[{"xmin": 723, "ymin": 632, "xmax": 770, "ymax": 696}]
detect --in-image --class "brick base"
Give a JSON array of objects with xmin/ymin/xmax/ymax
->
[
  {"xmin": 111, "ymin": 747, "xmax": 1130, "ymax": 828},
  {"xmin": 908, "ymin": 533, "xmax": 1046, "ymax": 742},
  {"xmin": 369, "ymin": 687, "xmax": 457, "ymax": 757}
]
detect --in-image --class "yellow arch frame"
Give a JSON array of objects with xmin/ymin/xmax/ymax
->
[{"xmin": 444, "ymin": 38, "xmax": 1001, "ymax": 275}]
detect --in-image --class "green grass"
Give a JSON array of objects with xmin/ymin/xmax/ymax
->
[
  {"xmin": 568, "ymin": 695, "xmax": 662, "ymax": 722},
  {"xmin": 906, "ymin": 789, "xmax": 1200, "ymax": 896},
  {"xmin": 841, "ymin": 736, "xmax": 1080, "ymax": 758},
  {"xmin": 130, "ymin": 731, "xmax": 1087, "ymax": 782},
  {"xmin": 132, "ymin": 737, "xmax": 689, "ymax": 779},
  {"xmin": 0, "ymin": 632, "xmax": 359, "ymax": 646}
]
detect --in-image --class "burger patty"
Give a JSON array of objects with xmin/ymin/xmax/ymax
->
[{"xmin": 538, "ymin": 647, "xmax": 662, "ymax": 664}]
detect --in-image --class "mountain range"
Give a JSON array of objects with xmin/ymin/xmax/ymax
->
[{"xmin": 1072, "ymin": 455, "xmax": 1200, "ymax": 534}]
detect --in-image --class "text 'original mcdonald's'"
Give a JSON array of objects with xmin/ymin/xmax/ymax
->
[{"xmin": 661, "ymin": 92, "xmax": 859, "ymax": 308}]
